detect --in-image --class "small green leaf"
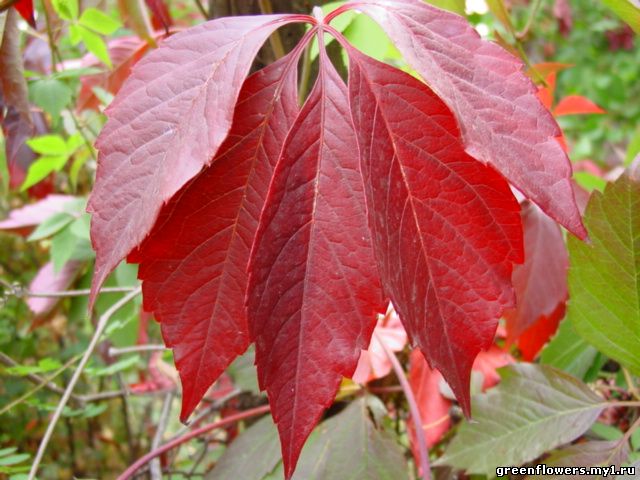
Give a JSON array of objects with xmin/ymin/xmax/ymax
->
[
  {"xmin": 88, "ymin": 354, "xmax": 140, "ymax": 376},
  {"xmin": 0, "ymin": 454, "xmax": 29, "ymax": 467},
  {"xmin": 0, "ymin": 448, "xmax": 18, "ymax": 458},
  {"xmin": 78, "ymin": 8, "xmax": 121, "ymax": 35},
  {"xmin": 69, "ymin": 24, "xmax": 82, "ymax": 45},
  {"xmin": 78, "ymin": 25, "xmax": 112, "ymax": 67},
  {"xmin": 66, "ymin": 133, "xmax": 85, "ymax": 153},
  {"xmin": 26, "ymin": 135, "xmax": 67, "ymax": 156},
  {"xmin": 30, "ymin": 78, "xmax": 72, "ymax": 119},
  {"xmin": 540, "ymin": 319, "xmax": 599, "ymax": 379},
  {"xmin": 28, "ymin": 212, "xmax": 75, "ymax": 241},
  {"xmin": 426, "ymin": 0, "xmax": 466, "ymax": 15},
  {"xmin": 21, "ymin": 155, "xmax": 68, "ymax": 191},
  {"xmin": 626, "ymin": 128, "xmax": 640, "ymax": 166},
  {"xmin": 51, "ymin": 0, "xmax": 78, "ymax": 20},
  {"xmin": 568, "ymin": 173, "xmax": 640, "ymax": 375},
  {"xmin": 437, "ymin": 364, "xmax": 607, "ymax": 476},
  {"xmin": 590, "ymin": 423, "xmax": 624, "ymax": 441},
  {"xmin": 51, "ymin": 220, "xmax": 95, "ymax": 272},
  {"xmin": 573, "ymin": 171, "xmax": 606, "ymax": 192}
]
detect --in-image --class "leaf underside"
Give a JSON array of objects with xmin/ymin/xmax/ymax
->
[{"xmin": 86, "ymin": 1, "xmax": 588, "ymax": 477}]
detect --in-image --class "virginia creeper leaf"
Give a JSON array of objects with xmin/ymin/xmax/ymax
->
[
  {"xmin": 338, "ymin": 0, "xmax": 586, "ymax": 239},
  {"xmin": 527, "ymin": 440, "xmax": 630, "ymax": 480},
  {"xmin": 13, "ymin": 0, "xmax": 35, "ymax": 28},
  {"xmin": 246, "ymin": 42, "xmax": 385, "ymax": 478},
  {"xmin": 505, "ymin": 201, "xmax": 568, "ymax": 343},
  {"xmin": 128, "ymin": 49, "xmax": 301, "ymax": 420},
  {"xmin": 87, "ymin": 13, "xmax": 307, "ymax": 304},
  {"xmin": 554, "ymin": 95, "xmax": 605, "ymax": 116},
  {"xmin": 568, "ymin": 172, "xmax": 640, "ymax": 374},
  {"xmin": 437, "ymin": 363, "xmax": 607, "ymax": 476},
  {"xmin": 346, "ymin": 44, "xmax": 523, "ymax": 414}
]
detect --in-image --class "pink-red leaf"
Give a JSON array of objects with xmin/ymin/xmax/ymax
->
[
  {"xmin": 346, "ymin": 45, "xmax": 523, "ymax": 414},
  {"xmin": 339, "ymin": 0, "xmax": 586, "ymax": 239},
  {"xmin": 0, "ymin": 194, "xmax": 77, "ymax": 235},
  {"xmin": 87, "ymin": 14, "xmax": 306, "ymax": 305},
  {"xmin": 505, "ymin": 201, "xmax": 568, "ymax": 343},
  {"xmin": 554, "ymin": 95, "xmax": 606, "ymax": 116},
  {"xmin": 246, "ymin": 44, "xmax": 385, "ymax": 478},
  {"xmin": 27, "ymin": 260, "xmax": 83, "ymax": 320},
  {"xmin": 128, "ymin": 50, "xmax": 301, "ymax": 421}
]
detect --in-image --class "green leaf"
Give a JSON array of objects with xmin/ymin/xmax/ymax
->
[
  {"xmin": 20, "ymin": 155, "xmax": 68, "ymax": 191},
  {"xmin": 590, "ymin": 422, "xmax": 624, "ymax": 441},
  {"xmin": 627, "ymin": 128, "xmax": 640, "ymax": 166},
  {"xmin": 601, "ymin": 0, "xmax": 640, "ymax": 34},
  {"xmin": 527, "ymin": 440, "xmax": 629, "ymax": 479},
  {"xmin": 426, "ymin": 0, "xmax": 466, "ymax": 15},
  {"xmin": 87, "ymin": 354, "xmax": 140, "ymax": 376},
  {"xmin": 29, "ymin": 78, "xmax": 72, "ymax": 119},
  {"xmin": 27, "ymin": 212, "xmax": 75, "ymax": 241},
  {"xmin": 4, "ymin": 358, "xmax": 62, "ymax": 376},
  {"xmin": 78, "ymin": 25, "xmax": 112, "ymax": 67},
  {"xmin": 574, "ymin": 171, "xmax": 607, "ymax": 192},
  {"xmin": 0, "ymin": 454, "xmax": 29, "ymax": 467},
  {"xmin": 209, "ymin": 397, "xmax": 409, "ymax": 480},
  {"xmin": 51, "ymin": 0, "xmax": 78, "ymax": 20},
  {"xmin": 78, "ymin": 8, "xmax": 121, "ymax": 35},
  {"xmin": 437, "ymin": 364, "xmax": 607, "ymax": 476},
  {"xmin": 69, "ymin": 24, "xmax": 82, "ymax": 46},
  {"xmin": 226, "ymin": 348, "xmax": 260, "ymax": 395},
  {"xmin": 51, "ymin": 219, "xmax": 95, "ymax": 272},
  {"xmin": 25, "ymin": 135, "xmax": 67, "ymax": 156},
  {"xmin": 0, "ymin": 448, "xmax": 18, "ymax": 458},
  {"xmin": 540, "ymin": 319, "xmax": 599, "ymax": 379},
  {"xmin": 568, "ymin": 173, "xmax": 640, "ymax": 375}
]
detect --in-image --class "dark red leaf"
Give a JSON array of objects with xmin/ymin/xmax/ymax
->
[
  {"xmin": 346, "ymin": 44, "xmax": 523, "ymax": 414},
  {"xmin": 0, "ymin": 9, "xmax": 35, "ymax": 188},
  {"xmin": 13, "ymin": 0, "xmax": 35, "ymax": 28},
  {"xmin": 145, "ymin": 0, "xmax": 172, "ymax": 32},
  {"xmin": 554, "ymin": 95, "xmax": 606, "ymax": 116},
  {"xmin": 553, "ymin": 0, "xmax": 573, "ymax": 36},
  {"xmin": 246, "ymin": 41, "xmax": 385, "ymax": 478},
  {"xmin": 338, "ymin": 0, "xmax": 586, "ymax": 239},
  {"xmin": 505, "ymin": 201, "xmax": 568, "ymax": 343},
  {"xmin": 87, "ymin": 14, "xmax": 308, "ymax": 305},
  {"xmin": 128, "ymin": 48, "xmax": 302, "ymax": 421}
]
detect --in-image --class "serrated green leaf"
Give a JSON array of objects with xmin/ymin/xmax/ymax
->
[
  {"xmin": 27, "ymin": 212, "xmax": 75, "ymax": 241},
  {"xmin": 437, "ymin": 364, "xmax": 607, "ymax": 476},
  {"xmin": 78, "ymin": 8, "xmax": 121, "ymax": 35},
  {"xmin": 568, "ymin": 173, "xmax": 640, "ymax": 375},
  {"xmin": 26, "ymin": 135, "xmax": 67, "ymax": 156},
  {"xmin": 20, "ymin": 155, "xmax": 68, "ymax": 191},
  {"xmin": 601, "ymin": 0, "xmax": 640, "ymax": 34},
  {"xmin": 208, "ymin": 397, "xmax": 408, "ymax": 480},
  {"xmin": 29, "ymin": 78, "xmax": 72, "ymax": 119},
  {"xmin": 78, "ymin": 25, "xmax": 111, "ymax": 67},
  {"xmin": 540, "ymin": 319, "xmax": 599, "ymax": 379}
]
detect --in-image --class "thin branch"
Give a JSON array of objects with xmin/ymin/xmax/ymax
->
[
  {"xmin": 377, "ymin": 334, "xmax": 431, "ymax": 480},
  {"xmin": 516, "ymin": 0, "xmax": 543, "ymax": 40},
  {"xmin": 150, "ymin": 391, "xmax": 175, "ymax": 480},
  {"xmin": 623, "ymin": 368, "xmax": 640, "ymax": 400},
  {"xmin": 27, "ymin": 287, "xmax": 142, "ymax": 480},
  {"xmin": 24, "ymin": 286, "xmax": 139, "ymax": 298},
  {"xmin": 258, "ymin": 0, "xmax": 286, "ymax": 59},
  {"xmin": 109, "ymin": 344, "xmax": 167, "ymax": 356},
  {"xmin": 193, "ymin": 0, "xmax": 208, "ymax": 18},
  {"xmin": 0, "ymin": 353, "xmax": 82, "ymax": 415},
  {"xmin": 117, "ymin": 404, "xmax": 270, "ymax": 480}
]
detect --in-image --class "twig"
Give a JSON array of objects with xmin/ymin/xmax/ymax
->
[
  {"xmin": 117, "ymin": 404, "xmax": 270, "ymax": 480},
  {"xmin": 516, "ymin": 0, "xmax": 543, "ymax": 40},
  {"xmin": 150, "ymin": 391, "xmax": 175, "ymax": 480},
  {"xmin": 109, "ymin": 344, "xmax": 167, "ymax": 356},
  {"xmin": 171, "ymin": 389, "xmax": 242, "ymax": 438},
  {"xmin": 24, "ymin": 286, "xmax": 139, "ymax": 298},
  {"xmin": 258, "ymin": 0, "xmax": 286, "ymax": 59},
  {"xmin": 27, "ymin": 287, "xmax": 142, "ymax": 480},
  {"xmin": 377, "ymin": 333, "xmax": 431, "ymax": 480},
  {"xmin": 193, "ymin": 0, "xmax": 208, "ymax": 18},
  {"xmin": 0, "ymin": 353, "xmax": 82, "ymax": 415},
  {"xmin": 623, "ymin": 368, "xmax": 640, "ymax": 400}
]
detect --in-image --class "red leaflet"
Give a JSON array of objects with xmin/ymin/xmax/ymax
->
[
  {"xmin": 346, "ymin": 45, "xmax": 523, "ymax": 413},
  {"xmin": 337, "ymin": 0, "xmax": 586, "ymax": 239},
  {"xmin": 13, "ymin": 0, "xmax": 36, "ymax": 28},
  {"xmin": 246, "ymin": 41, "xmax": 384, "ymax": 477},
  {"xmin": 505, "ymin": 201, "xmax": 568, "ymax": 343},
  {"xmin": 554, "ymin": 95, "xmax": 606, "ymax": 116},
  {"xmin": 128, "ymin": 50, "xmax": 301, "ymax": 421},
  {"xmin": 517, "ymin": 303, "xmax": 565, "ymax": 361},
  {"xmin": 87, "ymin": 14, "xmax": 307, "ymax": 305}
]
